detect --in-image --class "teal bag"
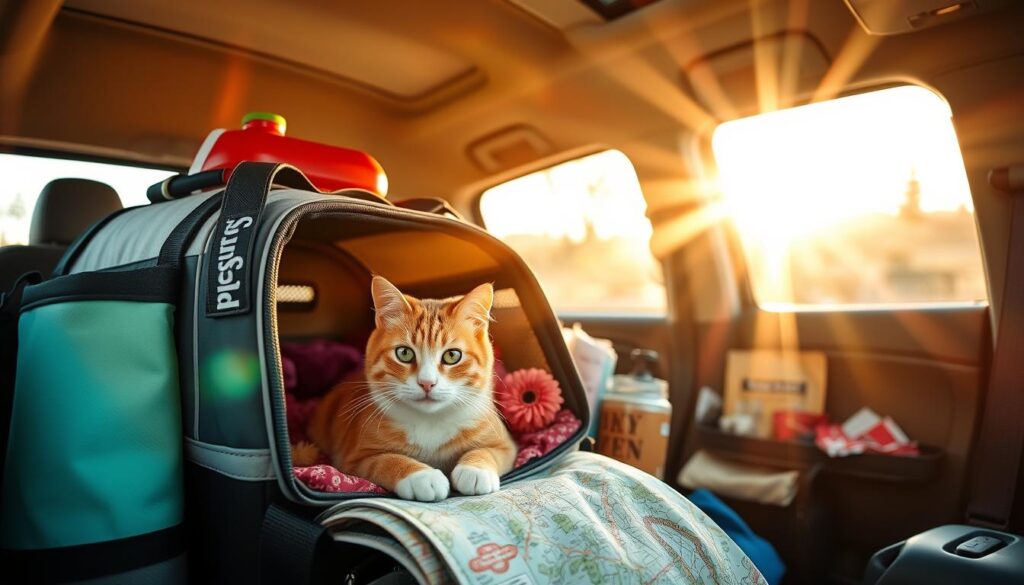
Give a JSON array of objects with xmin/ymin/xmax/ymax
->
[{"xmin": 0, "ymin": 197, "xmax": 219, "ymax": 583}]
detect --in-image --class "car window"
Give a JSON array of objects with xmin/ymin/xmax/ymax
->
[
  {"xmin": 712, "ymin": 85, "xmax": 986, "ymax": 309},
  {"xmin": 0, "ymin": 153, "xmax": 175, "ymax": 246},
  {"xmin": 478, "ymin": 150, "xmax": 666, "ymax": 314}
]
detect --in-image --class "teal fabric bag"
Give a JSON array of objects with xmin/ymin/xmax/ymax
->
[{"xmin": 0, "ymin": 197, "xmax": 219, "ymax": 583}]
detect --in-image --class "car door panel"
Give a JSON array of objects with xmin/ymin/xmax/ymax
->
[{"xmin": 680, "ymin": 305, "xmax": 989, "ymax": 574}]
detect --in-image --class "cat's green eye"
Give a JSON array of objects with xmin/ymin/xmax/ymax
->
[
  {"xmin": 395, "ymin": 346, "xmax": 415, "ymax": 363},
  {"xmin": 441, "ymin": 349, "xmax": 462, "ymax": 365}
]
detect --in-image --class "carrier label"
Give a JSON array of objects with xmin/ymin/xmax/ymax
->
[{"xmin": 206, "ymin": 214, "xmax": 256, "ymax": 318}]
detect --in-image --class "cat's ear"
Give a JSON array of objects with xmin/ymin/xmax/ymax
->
[
  {"xmin": 371, "ymin": 276, "xmax": 411, "ymax": 328},
  {"xmin": 455, "ymin": 283, "xmax": 493, "ymax": 329}
]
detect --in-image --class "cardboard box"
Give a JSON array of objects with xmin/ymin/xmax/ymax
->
[{"xmin": 723, "ymin": 350, "xmax": 827, "ymax": 438}]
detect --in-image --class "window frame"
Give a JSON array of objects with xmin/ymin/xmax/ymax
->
[
  {"xmin": 472, "ymin": 147, "xmax": 669, "ymax": 316},
  {"xmin": 0, "ymin": 146, "xmax": 185, "ymax": 247},
  {"xmin": 701, "ymin": 83, "xmax": 989, "ymax": 313},
  {"xmin": 2, "ymin": 143, "xmax": 185, "ymax": 175},
  {"xmin": 471, "ymin": 146, "xmax": 610, "ymax": 228}
]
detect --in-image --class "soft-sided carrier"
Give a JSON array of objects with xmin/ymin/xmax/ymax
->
[
  {"xmin": 3, "ymin": 162, "xmax": 590, "ymax": 583},
  {"xmin": 0, "ymin": 196, "xmax": 217, "ymax": 583}
]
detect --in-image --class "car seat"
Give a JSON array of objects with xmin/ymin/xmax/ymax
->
[{"xmin": 0, "ymin": 177, "xmax": 122, "ymax": 290}]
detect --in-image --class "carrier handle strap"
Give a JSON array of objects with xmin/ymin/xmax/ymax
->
[
  {"xmin": 258, "ymin": 504, "xmax": 330, "ymax": 585},
  {"xmin": 148, "ymin": 164, "xmax": 321, "ymax": 203},
  {"xmin": 156, "ymin": 192, "xmax": 223, "ymax": 268},
  {"xmin": 204, "ymin": 162, "xmax": 316, "ymax": 318}
]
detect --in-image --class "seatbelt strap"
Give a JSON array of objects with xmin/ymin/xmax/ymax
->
[
  {"xmin": 967, "ymin": 166, "xmax": 1024, "ymax": 530},
  {"xmin": 258, "ymin": 504, "xmax": 329, "ymax": 585}
]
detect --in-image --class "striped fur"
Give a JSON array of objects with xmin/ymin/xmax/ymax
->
[{"xmin": 299, "ymin": 276, "xmax": 516, "ymax": 501}]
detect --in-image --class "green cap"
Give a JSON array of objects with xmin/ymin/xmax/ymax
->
[{"xmin": 241, "ymin": 112, "xmax": 287, "ymax": 134}]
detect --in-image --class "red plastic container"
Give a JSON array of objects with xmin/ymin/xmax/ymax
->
[{"xmin": 190, "ymin": 112, "xmax": 388, "ymax": 196}]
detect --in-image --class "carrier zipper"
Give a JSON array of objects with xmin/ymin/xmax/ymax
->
[{"xmin": 261, "ymin": 195, "xmax": 589, "ymax": 505}]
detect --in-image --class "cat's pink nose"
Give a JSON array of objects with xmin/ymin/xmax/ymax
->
[{"xmin": 418, "ymin": 380, "xmax": 435, "ymax": 394}]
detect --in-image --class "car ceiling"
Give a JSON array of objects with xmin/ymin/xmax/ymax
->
[{"xmin": 1, "ymin": 0, "xmax": 1023, "ymax": 219}]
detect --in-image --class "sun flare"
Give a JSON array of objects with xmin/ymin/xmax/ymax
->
[{"xmin": 712, "ymin": 85, "xmax": 983, "ymax": 307}]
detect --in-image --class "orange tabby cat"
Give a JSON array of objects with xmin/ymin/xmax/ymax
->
[{"xmin": 295, "ymin": 276, "xmax": 516, "ymax": 501}]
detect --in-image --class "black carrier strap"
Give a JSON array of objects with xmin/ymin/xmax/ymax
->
[
  {"xmin": 53, "ymin": 188, "xmax": 221, "ymax": 277},
  {"xmin": 968, "ymin": 168, "xmax": 1024, "ymax": 530},
  {"xmin": 2, "ymin": 525, "xmax": 185, "ymax": 583},
  {"xmin": 0, "ymin": 271, "xmax": 43, "ymax": 494},
  {"xmin": 158, "ymin": 192, "xmax": 223, "ymax": 267},
  {"xmin": 259, "ymin": 504, "xmax": 329, "ymax": 585},
  {"xmin": 204, "ymin": 162, "xmax": 316, "ymax": 318}
]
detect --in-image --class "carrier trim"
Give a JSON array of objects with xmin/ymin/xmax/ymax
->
[{"xmin": 185, "ymin": 438, "xmax": 275, "ymax": 481}]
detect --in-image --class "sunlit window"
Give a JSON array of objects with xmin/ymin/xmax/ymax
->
[
  {"xmin": 712, "ymin": 85, "xmax": 986, "ymax": 309},
  {"xmin": 479, "ymin": 150, "xmax": 666, "ymax": 314},
  {"xmin": 0, "ymin": 153, "xmax": 174, "ymax": 246}
]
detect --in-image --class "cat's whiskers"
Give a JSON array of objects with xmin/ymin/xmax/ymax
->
[
  {"xmin": 337, "ymin": 396, "xmax": 380, "ymax": 423},
  {"xmin": 358, "ymin": 390, "xmax": 400, "ymax": 435},
  {"xmin": 453, "ymin": 390, "xmax": 506, "ymax": 441},
  {"xmin": 334, "ymin": 384, "xmax": 401, "ymax": 422},
  {"xmin": 374, "ymin": 396, "xmax": 399, "ymax": 435}
]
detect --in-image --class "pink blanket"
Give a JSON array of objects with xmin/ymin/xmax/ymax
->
[{"xmin": 283, "ymin": 340, "xmax": 581, "ymax": 494}]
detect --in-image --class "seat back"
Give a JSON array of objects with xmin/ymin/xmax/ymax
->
[{"xmin": 0, "ymin": 178, "xmax": 122, "ymax": 289}]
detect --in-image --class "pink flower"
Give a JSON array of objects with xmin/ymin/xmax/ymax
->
[{"xmin": 497, "ymin": 368, "xmax": 563, "ymax": 433}]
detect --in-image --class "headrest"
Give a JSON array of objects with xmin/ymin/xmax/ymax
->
[{"xmin": 29, "ymin": 178, "xmax": 123, "ymax": 246}]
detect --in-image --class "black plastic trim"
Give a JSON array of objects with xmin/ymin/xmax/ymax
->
[{"xmin": 578, "ymin": 0, "xmax": 661, "ymax": 20}]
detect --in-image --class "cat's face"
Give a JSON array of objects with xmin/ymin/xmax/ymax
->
[{"xmin": 364, "ymin": 276, "xmax": 494, "ymax": 414}]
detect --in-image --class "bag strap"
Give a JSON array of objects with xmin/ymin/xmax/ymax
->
[
  {"xmin": 157, "ymin": 192, "xmax": 223, "ymax": 268},
  {"xmin": 258, "ymin": 504, "xmax": 329, "ymax": 585},
  {"xmin": 0, "ymin": 271, "xmax": 44, "ymax": 494},
  {"xmin": 148, "ymin": 165, "xmax": 318, "ymax": 203},
  {"xmin": 203, "ymin": 162, "xmax": 316, "ymax": 318},
  {"xmin": 967, "ymin": 166, "xmax": 1024, "ymax": 530}
]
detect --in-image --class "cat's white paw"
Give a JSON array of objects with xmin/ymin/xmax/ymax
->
[
  {"xmin": 451, "ymin": 464, "xmax": 500, "ymax": 495},
  {"xmin": 395, "ymin": 468, "xmax": 450, "ymax": 502}
]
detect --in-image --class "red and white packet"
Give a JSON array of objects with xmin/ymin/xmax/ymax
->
[{"xmin": 815, "ymin": 407, "xmax": 919, "ymax": 457}]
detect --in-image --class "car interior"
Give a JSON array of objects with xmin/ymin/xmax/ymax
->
[{"xmin": 2, "ymin": 0, "xmax": 1024, "ymax": 583}]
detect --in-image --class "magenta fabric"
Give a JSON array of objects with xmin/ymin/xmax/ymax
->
[
  {"xmin": 281, "ymin": 339, "xmax": 362, "ymax": 399},
  {"xmin": 513, "ymin": 409, "xmax": 582, "ymax": 468},
  {"xmin": 293, "ymin": 464, "xmax": 388, "ymax": 494}
]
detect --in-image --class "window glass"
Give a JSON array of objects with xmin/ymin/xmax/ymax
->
[
  {"xmin": 479, "ymin": 150, "xmax": 666, "ymax": 313},
  {"xmin": 712, "ymin": 86, "xmax": 986, "ymax": 308},
  {"xmin": 0, "ymin": 153, "xmax": 175, "ymax": 246}
]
